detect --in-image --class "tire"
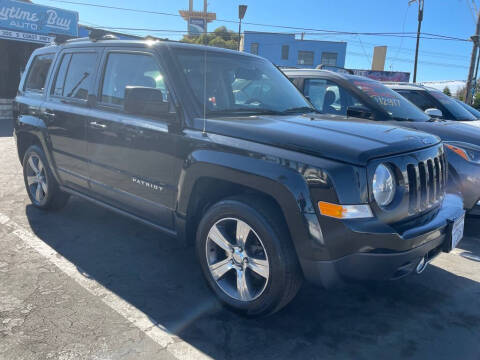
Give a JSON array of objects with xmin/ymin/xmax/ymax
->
[
  {"xmin": 196, "ymin": 196, "xmax": 303, "ymax": 317},
  {"xmin": 22, "ymin": 145, "xmax": 69, "ymax": 211}
]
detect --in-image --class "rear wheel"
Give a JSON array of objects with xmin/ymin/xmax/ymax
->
[
  {"xmin": 196, "ymin": 196, "xmax": 303, "ymax": 316},
  {"xmin": 23, "ymin": 145, "xmax": 69, "ymax": 210}
]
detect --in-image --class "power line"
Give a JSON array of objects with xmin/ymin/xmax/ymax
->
[{"xmin": 41, "ymin": 0, "xmax": 471, "ymax": 42}]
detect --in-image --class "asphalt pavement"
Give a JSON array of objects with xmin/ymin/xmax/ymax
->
[{"xmin": 0, "ymin": 120, "xmax": 479, "ymax": 360}]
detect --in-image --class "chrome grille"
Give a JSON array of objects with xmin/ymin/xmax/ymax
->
[{"xmin": 406, "ymin": 151, "xmax": 447, "ymax": 214}]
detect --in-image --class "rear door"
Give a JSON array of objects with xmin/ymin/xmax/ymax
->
[
  {"xmin": 86, "ymin": 48, "xmax": 181, "ymax": 229},
  {"xmin": 42, "ymin": 48, "xmax": 101, "ymax": 190}
]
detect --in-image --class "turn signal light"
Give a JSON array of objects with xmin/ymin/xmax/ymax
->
[
  {"xmin": 318, "ymin": 201, "xmax": 373, "ymax": 219},
  {"xmin": 445, "ymin": 144, "xmax": 469, "ymax": 161}
]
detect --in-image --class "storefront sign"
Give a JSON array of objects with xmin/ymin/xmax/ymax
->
[
  {"xmin": 0, "ymin": 0, "xmax": 78, "ymax": 37},
  {"xmin": 0, "ymin": 28, "xmax": 55, "ymax": 43},
  {"xmin": 188, "ymin": 17, "xmax": 206, "ymax": 35},
  {"xmin": 352, "ymin": 70, "xmax": 410, "ymax": 83}
]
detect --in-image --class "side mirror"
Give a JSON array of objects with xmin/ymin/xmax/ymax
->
[
  {"xmin": 347, "ymin": 106, "xmax": 373, "ymax": 119},
  {"xmin": 425, "ymin": 108, "xmax": 443, "ymax": 118},
  {"xmin": 124, "ymin": 86, "xmax": 169, "ymax": 117}
]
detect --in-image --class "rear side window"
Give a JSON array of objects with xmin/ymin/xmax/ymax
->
[
  {"xmin": 52, "ymin": 52, "xmax": 97, "ymax": 100},
  {"xmin": 396, "ymin": 90, "xmax": 436, "ymax": 111},
  {"xmin": 24, "ymin": 54, "xmax": 54, "ymax": 92},
  {"xmin": 100, "ymin": 52, "xmax": 167, "ymax": 106}
]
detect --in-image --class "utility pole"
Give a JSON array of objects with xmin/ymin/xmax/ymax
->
[
  {"xmin": 466, "ymin": 10, "xmax": 480, "ymax": 104},
  {"xmin": 238, "ymin": 5, "xmax": 247, "ymax": 51},
  {"xmin": 411, "ymin": 0, "xmax": 424, "ymax": 83}
]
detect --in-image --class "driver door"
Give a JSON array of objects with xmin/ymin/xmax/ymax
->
[{"xmin": 86, "ymin": 49, "xmax": 181, "ymax": 229}]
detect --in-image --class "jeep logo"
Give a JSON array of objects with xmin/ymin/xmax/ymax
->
[{"xmin": 132, "ymin": 177, "xmax": 163, "ymax": 191}]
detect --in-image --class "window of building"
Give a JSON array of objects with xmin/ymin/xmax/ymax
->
[
  {"xmin": 297, "ymin": 51, "xmax": 314, "ymax": 66},
  {"xmin": 52, "ymin": 52, "xmax": 97, "ymax": 100},
  {"xmin": 321, "ymin": 52, "xmax": 338, "ymax": 66},
  {"xmin": 251, "ymin": 43, "xmax": 259, "ymax": 55},
  {"xmin": 101, "ymin": 52, "xmax": 167, "ymax": 106},
  {"xmin": 281, "ymin": 45, "xmax": 289, "ymax": 60},
  {"xmin": 24, "ymin": 54, "xmax": 54, "ymax": 92}
]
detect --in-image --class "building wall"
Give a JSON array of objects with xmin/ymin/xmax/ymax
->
[{"xmin": 241, "ymin": 32, "xmax": 347, "ymax": 68}]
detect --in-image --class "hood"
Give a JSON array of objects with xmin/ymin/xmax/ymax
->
[
  {"xmin": 196, "ymin": 114, "xmax": 441, "ymax": 166},
  {"xmin": 398, "ymin": 120, "xmax": 480, "ymax": 146}
]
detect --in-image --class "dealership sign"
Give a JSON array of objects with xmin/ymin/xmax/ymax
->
[
  {"xmin": 0, "ymin": 0, "xmax": 78, "ymax": 37},
  {"xmin": 188, "ymin": 17, "xmax": 205, "ymax": 35},
  {"xmin": 0, "ymin": 28, "xmax": 54, "ymax": 43}
]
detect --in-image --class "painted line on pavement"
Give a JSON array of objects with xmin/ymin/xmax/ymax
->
[{"xmin": 0, "ymin": 212, "xmax": 211, "ymax": 360}]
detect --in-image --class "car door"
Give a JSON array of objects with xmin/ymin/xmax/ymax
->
[
  {"xmin": 86, "ymin": 48, "xmax": 181, "ymax": 229},
  {"xmin": 42, "ymin": 49, "xmax": 101, "ymax": 190}
]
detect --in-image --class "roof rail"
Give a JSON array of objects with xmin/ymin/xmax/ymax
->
[
  {"xmin": 316, "ymin": 64, "xmax": 354, "ymax": 75},
  {"xmin": 89, "ymin": 28, "xmax": 119, "ymax": 42}
]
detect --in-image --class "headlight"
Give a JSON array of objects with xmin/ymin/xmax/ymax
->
[
  {"xmin": 445, "ymin": 143, "xmax": 480, "ymax": 164},
  {"xmin": 373, "ymin": 164, "xmax": 396, "ymax": 207}
]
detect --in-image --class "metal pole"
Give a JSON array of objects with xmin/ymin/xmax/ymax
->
[
  {"xmin": 413, "ymin": 0, "xmax": 424, "ymax": 83},
  {"xmin": 466, "ymin": 11, "xmax": 480, "ymax": 104},
  {"xmin": 238, "ymin": 18, "xmax": 242, "ymax": 51}
]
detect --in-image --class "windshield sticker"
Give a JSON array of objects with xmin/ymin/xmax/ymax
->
[{"xmin": 353, "ymin": 81, "xmax": 401, "ymax": 107}]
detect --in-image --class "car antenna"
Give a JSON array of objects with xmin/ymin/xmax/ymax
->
[{"xmin": 202, "ymin": 49, "xmax": 207, "ymax": 136}]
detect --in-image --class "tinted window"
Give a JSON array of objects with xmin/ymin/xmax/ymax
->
[
  {"xmin": 51, "ymin": 53, "xmax": 72, "ymax": 97},
  {"xmin": 173, "ymin": 49, "xmax": 311, "ymax": 115},
  {"xmin": 281, "ymin": 45, "xmax": 289, "ymax": 60},
  {"xmin": 348, "ymin": 79, "xmax": 430, "ymax": 121},
  {"xmin": 101, "ymin": 53, "xmax": 166, "ymax": 106},
  {"xmin": 456, "ymin": 99, "xmax": 480, "ymax": 119},
  {"xmin": 396, "ymin": 90, "xmax": 436, "ymax": 111},
  {"xmin": 298, "ymin": 51, "xmax": 314, "ymax": 66},
  {"xmin": 428, "ymin": 90, "xmax": 477, "ymax": 121},
  {"xmin": 304, "ymin": 78, "xmax": 365, "ymax": 115},
  {"xmin": 24, "ymin": 54, "xmax": 54, "ymax": 92},
  {"xmin": 251, "ymin": 43, "xmax": 259, "ymax": 55},
  {"xmin": 54, "ymin": 53, "xmax": 97, "ymax": 100}
]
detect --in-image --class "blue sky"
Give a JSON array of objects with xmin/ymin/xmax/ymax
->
[{"xmin": 34, "ymin": 0, "xmax": 477, "ymax": 82}]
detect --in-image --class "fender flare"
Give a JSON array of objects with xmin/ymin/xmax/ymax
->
[
  {"xmin": 176, "ymin": 149, "xmax": 326, "ymax": 261},
  {"xmin": 16, "ymin": 115, "xmax": 62, "ymax": 184}
]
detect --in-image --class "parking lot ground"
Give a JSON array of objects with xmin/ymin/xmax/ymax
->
[{"xmin": 1, "ymin": 120, "xmax": 480, "ymax": 360}]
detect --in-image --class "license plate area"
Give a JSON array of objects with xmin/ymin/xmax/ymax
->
[{"xmin": 444, "ymin": 212, "xmax": 465, "ymax": 252}]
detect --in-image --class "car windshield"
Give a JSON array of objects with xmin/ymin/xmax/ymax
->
[
  {"xmin": 348, "ymin": 77, "xmax": 431, "ymax": 122},
  {"xmin": 173, "ymin": 48, "xmax": 313, "ymax": 116},
  {"xmin": 428, "ymin": 90, "xmax": 477, "ymax": 121},
  {"xmin": 455, "ymin": 98, "xmax": 480, "ymax": 119}
]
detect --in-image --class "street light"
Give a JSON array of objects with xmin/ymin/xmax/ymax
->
[{"xmin": 238, "ymin": 5, "xmax": 247, "ymax": 51}]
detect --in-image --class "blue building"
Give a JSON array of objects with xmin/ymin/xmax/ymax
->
[{"xmin": 240, "ymin": 31, "xmax": 347, "ymax": 69}]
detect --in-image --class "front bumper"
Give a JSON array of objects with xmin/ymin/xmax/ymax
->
[{"xmin": 300, "ymin": 194, "xmax": 464, "ymax": 287}]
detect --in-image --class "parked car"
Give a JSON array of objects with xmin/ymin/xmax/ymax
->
[
  {"xmin": 283, "ymin": 68, "xmax": 480, "ymax": 215},
  {"xmin": 384, "ymin": 83, "xmax": 478, "ymax": 122},
  {"xmin": 454, "ymin": 98, "xmax": 480, "ymax": 119},
  {"xmin": 14, "ymin": 37, "xmax": 464, "ymax": 316}
]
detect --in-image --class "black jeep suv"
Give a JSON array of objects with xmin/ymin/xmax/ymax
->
[{"xmin": 13, "ymin": 37, "xmax": 464, "ymax": 316}]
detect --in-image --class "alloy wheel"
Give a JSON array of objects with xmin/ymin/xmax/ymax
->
[
  {"xmin": 205, "ymin": 217, "xmax": 270, "ymax": 302},
  {"xmin": 26, "ymin": 153, "xmax": 48, "ymax": 205}
]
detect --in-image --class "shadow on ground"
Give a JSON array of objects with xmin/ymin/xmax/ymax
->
[
  {"xmin": 25, "ymin": 197, "xmax": 480, "ymax": 359},
  {"xmin": 0, "ymin": 120, "xmax": 13, "ymax": 137}
]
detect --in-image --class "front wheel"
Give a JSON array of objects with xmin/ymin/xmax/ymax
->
[
  {"xmin": 196, "ymin": 197, "xmax": 303, "ymax": 317},
  {"xmin": 22, "ymin": 145, "xmax": 69, "ymax": 210}
]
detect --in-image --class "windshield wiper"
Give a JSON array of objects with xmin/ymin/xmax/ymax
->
[
  {"xmin": 280, "ymin": 106, "xmax": 320, "ymax": 114},
  {"xmin": 390, "ymin": 116, "xmax": 416, "ymax": 122},
  {"xmin": 206, "ymin": 108, "xmax": 283, "ymax": 117}
]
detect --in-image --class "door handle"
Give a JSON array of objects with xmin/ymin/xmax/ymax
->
[{"xmin": 89, "ymin": 121, "xmax": 107, "ymax": 129}]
